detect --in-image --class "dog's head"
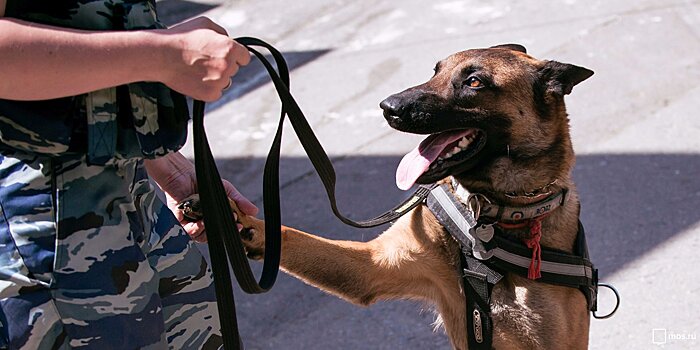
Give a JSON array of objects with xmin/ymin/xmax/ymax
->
[{"xmin": 382, "ymin": 44, "xmax": 593, "ymax": 190}]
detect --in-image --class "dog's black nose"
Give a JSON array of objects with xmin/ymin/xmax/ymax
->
[{"xmin": 380, "ymin": 95, "xmax": 405, "ymax": 120}]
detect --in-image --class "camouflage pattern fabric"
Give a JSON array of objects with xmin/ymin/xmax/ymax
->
[
  {"xmin": 0, "ymin": 0, "xmax": 223, "ymax": 348},
  {"xmin": 0, "ymin": 0, "xmax": 190, "ymax": 164}
]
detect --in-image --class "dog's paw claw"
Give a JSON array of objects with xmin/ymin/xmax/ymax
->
[
  {"xmin": 239, "ymin": 227, "xmax": 254, "ymax": 241},
  {"xmin": 227, "ymin": 199, "xmax": 266, "ymax": 259}
]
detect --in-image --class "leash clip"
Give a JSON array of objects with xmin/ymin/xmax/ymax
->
[{"xmin": 177, "ymin": 197, "xmax": 203, "ymax": 222}]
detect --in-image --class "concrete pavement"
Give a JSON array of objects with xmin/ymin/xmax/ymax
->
[{"xmin": 161, "ymin": 0, "xmax": 700, "ymax": 348}]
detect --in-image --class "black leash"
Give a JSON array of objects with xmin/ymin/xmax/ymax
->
[{"xmin": 192, "ymin": 37, "xmax": 431, "ymax": 349}]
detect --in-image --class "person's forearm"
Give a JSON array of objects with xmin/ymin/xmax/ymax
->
[{"xmin": 0, "ymin": 18, "xmax": 169, "ymax": 100}]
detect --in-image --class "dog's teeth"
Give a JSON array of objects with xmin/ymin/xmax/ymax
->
[
  {"xmin": 458, "ymin": 139, "xmax": 469, "ymax": 148},
  {"xmin": 452, "ymin": 146, "xmax": 461, "ymax": 154}
]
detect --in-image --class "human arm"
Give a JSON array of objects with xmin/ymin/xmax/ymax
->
[
  {"xmin": 144, "ymin": 152, "xmax": 258, "ymax": 242},
  {"xmin": 0, "ymin": 16, "xmax": 250, "ymax": 101}
]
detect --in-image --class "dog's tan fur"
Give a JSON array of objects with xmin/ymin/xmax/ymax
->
[{"xmin": 229, "ymin": 46, "xmax": 593, "ymax": 349}]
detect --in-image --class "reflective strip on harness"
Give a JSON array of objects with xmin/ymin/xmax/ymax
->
[
  {"xmin": 492, "ymin": 247, "xmax": 593, "ymax": 279},
  {"xmin": 428, "ymin": 185, "xmax": 478, "ymax": 240},
  {"xmin": 427, "ymin": 185, "xmax": 477, "ymax": 250}
]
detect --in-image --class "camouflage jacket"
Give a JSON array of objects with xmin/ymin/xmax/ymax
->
[
  {"xmin": 0, "ymin": 0, "xmax": 189, "ymax": 164},
  {"xmin": 0, "ymin": 3, "xmax": 222, "ymax": 348}
]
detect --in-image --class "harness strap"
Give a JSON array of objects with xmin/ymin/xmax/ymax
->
[
  {"xmin": 426, "ymin": 184, "xmax": 600, "ymax": 348},
  {"xmin": 427, "ymin": 184, "xmax": 500, "ymax": 349},
  {"xmin": 460, "ymin": 253, "xmax": 499, "ymax": 350},
  {"xmin": 431, "ymin": 184, "xmax": 595, "ymax": 292}
]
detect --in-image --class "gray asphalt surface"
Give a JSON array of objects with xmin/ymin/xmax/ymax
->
[{"xmin": 161, "ymin": 0, "xmax": 700, "ymax": 348}]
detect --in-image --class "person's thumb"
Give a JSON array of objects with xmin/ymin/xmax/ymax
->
[{"xmin": 223, "ymin": 181, "xmax": 258, "ymax": 216}]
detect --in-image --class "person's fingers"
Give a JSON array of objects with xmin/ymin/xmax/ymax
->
[
  {"xmin": 192, "ymin": 232, "xmax": 207, "ymax": 243},
  {"xmin": 231, "ymin": 41, "xmax": 251, "ymax": 66},
  {"xmin": 222, "ymin": 43, "xmax": 249, "ymax": 86},
  {"xmin": 224, "ymin": 66, "xmax": 239, "ymax": 85},
  {"xmin": 182, "ymin": 220, "xmax": 207, "ymax": 243},
  {"xmin": 171, "ymin": 203, "xmax": 186, "ymax": 222},
  {"xmin": 223, "ymin": 181, "xmax": 258, "ymax": 216}
]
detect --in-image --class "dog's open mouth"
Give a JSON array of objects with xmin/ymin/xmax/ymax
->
[{"xmin": 396, "ymin": 129, "xmax": 486, "ymax": 190}]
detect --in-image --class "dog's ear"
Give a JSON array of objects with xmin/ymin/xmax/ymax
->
[
  {"xmin": 490, "ymin": 44, "xmax": 527, "ymax": 53},
  {"xmin": 539, "ymin": 61, "xmax": 594, "ymax": 95}
]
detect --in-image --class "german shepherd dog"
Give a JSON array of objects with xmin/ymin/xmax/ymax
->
[{"xmin": 223, "ymin": 44, "xmax": 594, "ymax": 349}]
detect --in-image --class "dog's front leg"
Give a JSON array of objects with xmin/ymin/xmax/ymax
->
[{"xmin": 235, "ymin": 202, "xmax": 456, "ymax": 307}]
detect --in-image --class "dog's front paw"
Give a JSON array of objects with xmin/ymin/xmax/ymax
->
[{"xmin": 228, "ymin": 199, "xmax": 266, "ymax": 260}]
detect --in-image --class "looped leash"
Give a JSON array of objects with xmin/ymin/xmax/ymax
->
[{"xmin": 191, "ymin": 37, "xmax": 433, "ymax": 349}]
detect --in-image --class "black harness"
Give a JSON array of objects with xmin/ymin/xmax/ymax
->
[{"xmin": 424, "ymin": 183, "xmax": 617, "ymax": 349}]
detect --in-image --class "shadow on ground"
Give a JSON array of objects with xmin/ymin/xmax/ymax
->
[
  {"xmin": 206, "ymin": 49, "xmax": 333, "ymax": 111},
  {"xmin": 156, "ymin": 0, "xmax": 219, "ymax": 25},
  {"xmin": 194, "ymin": 152, "xmax": 699, "ymax": 348},
  {"xmin": 207, "ymin": 152, "xmax": 700, "ymax": 279}
]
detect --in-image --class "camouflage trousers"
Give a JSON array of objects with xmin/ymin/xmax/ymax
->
[{"xmin": 0, "ymin": 150, "xmax": 223, "ymax": 349}]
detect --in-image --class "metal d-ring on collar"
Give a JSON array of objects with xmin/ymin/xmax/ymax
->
[{"xmin": 451, "ymin": 178, "xmax": 489, "ymax": 220}]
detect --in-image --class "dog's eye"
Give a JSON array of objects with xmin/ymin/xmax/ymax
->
[{"xmin": 465, "ymin": 76, "xmax": 484, "ymax": 89}]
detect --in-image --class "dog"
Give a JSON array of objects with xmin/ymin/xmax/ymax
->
[{"xmin": 222, "ymin": 44, "xmax": 594, "ymax": 349}]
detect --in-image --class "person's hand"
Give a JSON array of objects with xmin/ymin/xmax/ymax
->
[
  {"xmin": 165, "ymin": 179, "xmax": 257, "ymax": 243},
  {"xmin": 144, "ymin": 152, "xmax": 258, "ymax": 242},
  {"xmin": 157, "ymin": 17, "xmax": 251, "ymax": 102}
]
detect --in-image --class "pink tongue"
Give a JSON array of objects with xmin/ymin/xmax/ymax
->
[{"xmin": 396, "ymin": 130, "xmax": 474, "ymax": 190}]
